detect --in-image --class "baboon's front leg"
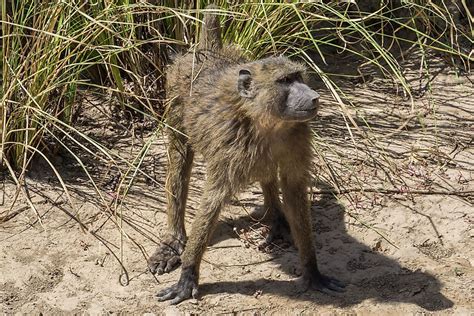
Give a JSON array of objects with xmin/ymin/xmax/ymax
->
[
  {"xmin": 280, "ymin": 172, "xmax": 345, "ymax": 294},
  {"xmin": 156, "ymin": 178, "xmax": 231, "ymax": 304},
  {"xmin": 149, "ymin": 133, "xmax": 194, "ymax": 275}
]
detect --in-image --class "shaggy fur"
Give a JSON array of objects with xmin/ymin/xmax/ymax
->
[{"xmin": 148, "ymin": 7, "xmax": 344, "ymax": 304}]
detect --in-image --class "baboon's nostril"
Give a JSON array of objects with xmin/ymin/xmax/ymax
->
[
  {"xmin": 311, "ymin": 91, "xmax": 320, "ymax": 103},
  {"xmin": 312, "ymin": 97, "xmax": 319, "ymax": 107}
]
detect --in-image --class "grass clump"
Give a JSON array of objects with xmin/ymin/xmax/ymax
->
[
  {"xmin": 2, "ymin": 1, "xmax": 471, "ymax": 172},
  {"xmin": 0, "ymin": 0, "xmax": 472, "ymax": 271}
]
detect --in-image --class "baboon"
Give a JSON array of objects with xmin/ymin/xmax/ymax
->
[{"xmin": 148, "ymin": 6, "xmax": 345, "ymax": 304}]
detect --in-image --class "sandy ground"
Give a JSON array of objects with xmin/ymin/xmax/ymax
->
[{"xmin": 0, "ymin": 54, "xmax": 473, "ymax": 314}]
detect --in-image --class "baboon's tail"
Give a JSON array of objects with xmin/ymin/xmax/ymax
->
[{"xmin": 198, "ymin": 5, "xmax": 222, "ymax": 50}]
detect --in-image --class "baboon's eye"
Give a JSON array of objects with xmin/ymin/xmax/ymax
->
[
  {"xmin": 277, "ymin": 76, "xmax": 293, "ymax": 84},
  {"xmin": 277, "ymin": 73, "xmax": 302, "ymax": 84}
]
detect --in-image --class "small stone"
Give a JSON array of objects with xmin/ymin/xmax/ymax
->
[
  {"xmin": 454, "ymin": 268, "xmax": 464, "ymax": 276},
  {"xmin": 253, "ymin": 290, "xmax": 263, "ymax": 298}
]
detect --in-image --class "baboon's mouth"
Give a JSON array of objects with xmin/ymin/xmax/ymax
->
[
  {"xmin": 297, "ymin": 101, "xmax": 319, "ymax": 112},
  {"xmin": 297, "ymin": 106, "xmax": 318, "ymax": 112},
  {"xmin": 287, "ymin": 108, "xmax": 318, "ymax": 121}
]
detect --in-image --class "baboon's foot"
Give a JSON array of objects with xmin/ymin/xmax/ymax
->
[
  {"xmin": 156, "ymin": 266, "xmax": 198, "ymax": 304},
  {"xmin": 301, "ymin": 268, "xmax": 346, "ymax": 295},
  {"xmin": 269, "ymin": 212, "xmax": 291, "ymax": 242},
  {"xmin": 148, "ymin": 236, "xmax": 185, "ymax": 275},
  {"xmin": 259, "ymin": 212, "xmax": 292, "ymax": 251}
]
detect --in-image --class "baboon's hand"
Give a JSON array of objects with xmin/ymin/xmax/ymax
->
[
  {"xmin": 148, "ymin": 236, "xmax": 185, "ymax": 275},
  {"xmin": 156, "ymin": 266, "xmax": 198, "ymax": 304},
  {"xmin": 302, "ymin": 270, "xmax": 346, "ymax": 295}
]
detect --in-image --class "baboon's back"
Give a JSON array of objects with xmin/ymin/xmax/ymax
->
[{"xmin": 166, "ymin": 47, "xmax": 247, "ymax": 131}]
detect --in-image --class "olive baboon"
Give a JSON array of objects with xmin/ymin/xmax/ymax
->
[{"xmin": 148, "ymin": 7, "xmax": 345, "ymax": 304}]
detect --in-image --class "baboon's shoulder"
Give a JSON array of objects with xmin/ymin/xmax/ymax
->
[{"xmin": 166, "ymin": 45, "xmax": 247, "ymax": 96}]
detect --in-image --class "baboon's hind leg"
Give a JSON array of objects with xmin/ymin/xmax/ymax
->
[
  {"xmin": 260, "ymin": 179, "xmax": 291, "ymax": 249},
  {"xmin": 149, "ymin": 131, "xmax": 194, "ymax": 275},
  {"xmin": 279, "ymin": 167, "xmax": 345, "ymax": 293}
]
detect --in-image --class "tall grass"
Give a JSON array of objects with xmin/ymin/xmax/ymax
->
[
  {"xmin": 2, "ymin": 1, "xmax": 471, "ymax": 170},
  {"xmin": 1, "ymin": 0, "xmax": 472, "ymax": 265}
]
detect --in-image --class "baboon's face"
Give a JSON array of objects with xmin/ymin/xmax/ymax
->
[
  {"xmin": 238, "ymin": 66, "xmax": 320, "ymax": 123},
  {"xmin": 273, "ymin": 72, "xmax": 320, "ymax": 121}
]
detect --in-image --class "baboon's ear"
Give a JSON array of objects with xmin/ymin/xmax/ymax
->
[{"xmin": 238, "ymin": 69, "xmax": 253, "ymax": 98}]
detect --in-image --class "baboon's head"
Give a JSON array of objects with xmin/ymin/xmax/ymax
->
[{"xmin": 237, "ymin": 57, "xmax": 320, "ymax": 124}]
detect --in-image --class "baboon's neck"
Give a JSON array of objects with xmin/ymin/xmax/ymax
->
[{"xmin": 254, "ymin": 116, "xmax": 302, "ymax": 136}]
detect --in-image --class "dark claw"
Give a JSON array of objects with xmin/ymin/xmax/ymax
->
[
  {"xmin": 148, "ymin": 236, "xmax": 185, "ymax": 275},
  {"xmin": 299, "ymin": 269, "xmax": 346, "ymax": 296},
  {"xmin": 312, "ymin": 274, "xmax": 346, "ymax": 294},
  {"xmin": 156, "ymin": 284, "xmax": 179, "ymax": 301},
  {"xmin": 170, "ymin": 287, "xmax": 198, "ymax": 305},
  {"xmin": 155, "ymin": 261, "xmax": 167, "ymax": 275},
  {"xmin": 328, "ymin": 277, "xmax": 346, "ymax": 291},
  {"xmin": 156, "ymin": 266, "xmax": 198, "ymax": 304},
  {"xmin": 165, "ymin": 256, "xmax": 181, "ymax": 273}
]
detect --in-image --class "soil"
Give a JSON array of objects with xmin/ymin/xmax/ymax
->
[{"xmin": 1, "ymin": 53, "xmax": 473, "ymax": 314}]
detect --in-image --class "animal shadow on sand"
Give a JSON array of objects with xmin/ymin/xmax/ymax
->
[{"xmin": 203, "ymin": 181, "xmax": 453, "ymax": 311}]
